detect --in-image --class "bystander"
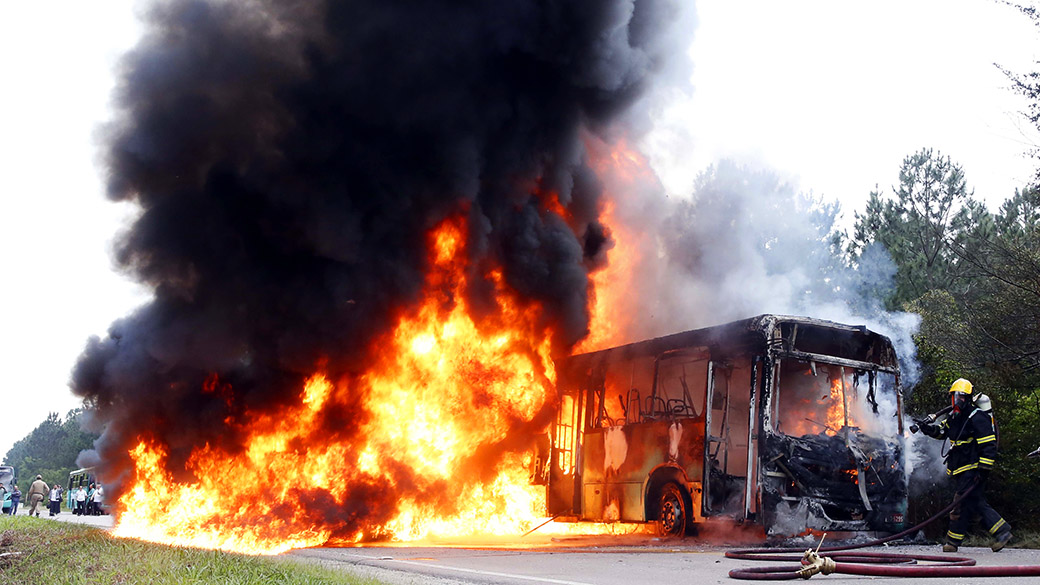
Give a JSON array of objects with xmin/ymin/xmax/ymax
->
[
  {"xmin": 49, "ymin": 484, "xmax": 62, "ymax": 516},
  {"xmin": 8, "ymin": 485, "xmax": 20, "ymax": 515}
]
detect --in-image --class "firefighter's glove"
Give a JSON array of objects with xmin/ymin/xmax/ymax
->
[
  {"xmin": 978, "ymin": 468, "xmax": 991, "ymax": 485},
  {"xmin": 920, "ymin": 423, "xmax": 941, "ymax": 438}
]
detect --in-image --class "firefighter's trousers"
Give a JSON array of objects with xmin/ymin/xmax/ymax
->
[{"xmin": 947, "ymin": 472, "xmax": 1010, "ymax": 545}]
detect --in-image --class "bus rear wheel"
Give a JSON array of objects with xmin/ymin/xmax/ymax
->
[{"xmin": 656, "ymin": 482, "xmax": 687, "ymax": 537}]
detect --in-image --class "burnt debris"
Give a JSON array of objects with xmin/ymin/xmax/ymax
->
[{"xmin": 763, "ymin": 430, "xmax": 906, "ymax": 533}]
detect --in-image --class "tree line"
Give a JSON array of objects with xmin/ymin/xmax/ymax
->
[{"xmin": 2, "ymin": 410, "xmax": 99, "ymax": 490}]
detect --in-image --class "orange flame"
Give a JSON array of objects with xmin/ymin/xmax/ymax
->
[
  {"xmin": 825, "ymin": 376, "xmax": 847, "ymax": 435},
  {"xmin": 576, "ymin": 135, "xmax": 657, "ymax": 353},
  {"xmin": 114, "ymin": 217, "xmax": 562, "ymax": 553},
  {"xmin": 113, "ymin": 140, "xmax": 655, "ymax": 555}
]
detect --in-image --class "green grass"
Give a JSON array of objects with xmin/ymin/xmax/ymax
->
[
  {"xmin": 1010, "ymin": 532, "xmax": 1040, "ymax": 549},
  {"xmin": 894, "ymin": 520, "xmax": 1040, "ymax": 549},
  {"xmin": 957, "ymin": 530, "xmax": 1040, "ymax": 549},
  {"xmin": 0, "ymin": 516, "xmax": 383, "ymax": 585}
]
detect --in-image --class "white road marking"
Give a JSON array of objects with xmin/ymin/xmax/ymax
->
[{"xmin": 337, "ymin": 553, "xmax": 596, "ymax": 585}]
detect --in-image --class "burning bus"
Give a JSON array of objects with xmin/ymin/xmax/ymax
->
[{"xmin": 541, "ymin": 314, "xmax": 907, "ymax": 537}]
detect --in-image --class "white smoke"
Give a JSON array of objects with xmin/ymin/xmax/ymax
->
[
  {"xmin": 600, "ymin": 158, "xmax": 921, "ymax": 388},
  {"xmin": 905, "ymin": 424, "xmax": 950, "ymax": 493}
]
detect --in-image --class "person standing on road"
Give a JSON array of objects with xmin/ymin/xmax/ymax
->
[
  {"xmin": 921, "ymin": 378, "xmax": 1012, "ymax": 552},
  {"xmin": 85, "ymin": 483, "xmax": 96, "ymax": 516},
  {"xmin": 49, "ymin": 484, "xmax": 62, "ymax": 516},
  {"xmin": 92, "ymin": 484, "xmax": 104, "ymax": 515},
  {"xmin": 9, "ymin": 485, "xmax": 20, "ymax": 515},
  {"xmin": 74, "ymin": 486, "xmax": 87, "ymax": 515},
  {"xmin": 26, "ymin": 475, "xmax": 48, "ymax": 517}
]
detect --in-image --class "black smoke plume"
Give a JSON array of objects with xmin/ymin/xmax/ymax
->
[{"xmin": 73, "ymin": 0, "xmax": 678, "ymax": 536}]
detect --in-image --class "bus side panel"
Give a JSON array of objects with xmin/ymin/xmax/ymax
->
[
  {"xmin": 581, "ymin": 419, "xmax": 705, "ymax": 522},
  {"xmin": 582, "ymin": 482, "xmax": 644, "ymax": 522}
]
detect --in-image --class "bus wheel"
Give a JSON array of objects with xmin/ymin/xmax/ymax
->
[{"xmin": 656, "ymin": 483, "xmax": 686, "ymax": 537}]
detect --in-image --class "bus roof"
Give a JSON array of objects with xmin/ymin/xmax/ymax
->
[{"xmin": 560, "ymin": 314, "xmax": 897, "ymax": 370}]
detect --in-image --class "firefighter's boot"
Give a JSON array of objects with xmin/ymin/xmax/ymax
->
[
  {"xmin": 942, "ymin": 542, "xmax": 958, "ymax": 553},
  {"xmin": 992, "ymin": 531, "xmax": 1012, "ymax": 552}
]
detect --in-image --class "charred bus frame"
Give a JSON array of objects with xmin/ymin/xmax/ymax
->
[{"xmin": 542, "ymin": 314, "xmax": 907, "ymax": 536}]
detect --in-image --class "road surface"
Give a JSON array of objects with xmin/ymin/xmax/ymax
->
[
  {"xmin": 289, "ymin": 534, "xmax": 1040, "ymax": 585},
  {"xmin": 37, "ymin": 512, "xmax": 1040, "ymax": 583}
]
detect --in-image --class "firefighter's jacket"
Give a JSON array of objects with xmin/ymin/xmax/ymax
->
[{"xmin": 930, "ymin": 407, "xmax": 998, "ymax": 476}]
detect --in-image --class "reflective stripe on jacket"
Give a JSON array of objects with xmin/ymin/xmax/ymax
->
[{"xmin": 935, "ymin": 407, "xmax": 998, "ymax": 476}]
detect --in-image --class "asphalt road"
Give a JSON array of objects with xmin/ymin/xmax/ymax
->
[
  {"xmin": 29, "ymin": 508, "xmax": 115, "ymax": 529},
  {"xmin": 38, "ymin": 512, "xmax": 1040, "ymax": 584},
  {"xmin": 288, "ymin": 535, "xmax": 1040, "ymax": 585}
]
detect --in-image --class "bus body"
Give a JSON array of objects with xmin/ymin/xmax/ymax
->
[
  {"xmin": 0, "ymin": 466, "xmax": 14, "ymax": 514},
  {"xmin": 544, "ymin": 314, "xmax": 906, "ymax": 536}
]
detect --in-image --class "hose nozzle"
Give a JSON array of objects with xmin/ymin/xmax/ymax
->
[
  {"xmin": 797, "ymin": 549, "xmax": 836, "ymax": 579},
  {"xmin": 796, "ymin": 533, "xmax": 835, "ymax": 579}
]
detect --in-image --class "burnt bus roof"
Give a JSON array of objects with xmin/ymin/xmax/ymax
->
[{"xmin": 559, "ymin": 314, "xmax": 898, "ymax": 375}]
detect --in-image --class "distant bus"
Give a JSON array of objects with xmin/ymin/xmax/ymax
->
[
  {"xmin": 0, "ymin": 466, "xmax": 14, "ymax": 514},
  {"xmin": 67, "ymin": 467, "xmax": 97, "ymax": 510}
]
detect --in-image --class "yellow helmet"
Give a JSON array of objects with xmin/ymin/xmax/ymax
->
[{"xmin": 949, "ymin": 378, "xmax": 973, "ymax": 395}]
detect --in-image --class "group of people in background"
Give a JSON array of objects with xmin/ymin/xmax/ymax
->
[
  {"xmin": 70, "ymin": 482, "xmax": 104, "ymax": 516},
  {"xmin": 2, "ymin": 474, "xmax": 104, "ymax": 516}
]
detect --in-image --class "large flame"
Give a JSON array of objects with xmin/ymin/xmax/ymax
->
[
  {"xmin": 353, "ymin": 218, "xmax": 557, "ymax": 541},
  {"xmin": 575, "ymin": 135, "xmax": 656, "ymax": 353},
  {"xmin": 111, "ymin": 138, "xmax": 654, "ymax": 555},
  {"xmin": 113, "ymin": 216, "xmax": 561, "ymax": 553}
]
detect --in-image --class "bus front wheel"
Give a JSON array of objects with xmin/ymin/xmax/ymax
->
[{"xmin": 656, "ymin": 482, "xmax": 686, "ymax": 537}]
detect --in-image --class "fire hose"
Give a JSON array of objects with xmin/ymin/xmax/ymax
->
[{"xmin": 726, "ymin": 480, "xmax": 1040, "ymax": 579}]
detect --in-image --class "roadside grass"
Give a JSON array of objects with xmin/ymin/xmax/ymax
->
[
  {"xmin": 1010, "ymin": 531, "xmax": 1040, "ymax": 549},
  {"xmin": 961, "ymin": 530, "xmax": 1040, "ymax": 549},
  {"xmin": 0, "ymin": 516, "xmax": 381, "ymax": 585}
]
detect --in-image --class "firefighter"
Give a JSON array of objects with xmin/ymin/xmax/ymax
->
[{"xmin": 921, "ymin": 378, "xmax": 1012, "ymax": 552}]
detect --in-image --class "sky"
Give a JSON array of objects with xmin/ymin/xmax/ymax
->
[
  {"xmin": 1, "ymin": 0, "xmax": 1038, "ymax": 465},
  {"xmin": 643, "ymin": 0, "xmax": 1040, "ymax": 222}
]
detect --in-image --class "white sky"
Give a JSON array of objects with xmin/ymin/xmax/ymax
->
[
  {"xmin": 0, "ymin": 0, "xmax": 1038, "ymax": 462},
  {"xmin": 645, "ymin": 0, "xmax": 1040, "ymax": 222},
  {"xmin": 0, "ymin": 1, "xmax": 147, "ymax": 464}
]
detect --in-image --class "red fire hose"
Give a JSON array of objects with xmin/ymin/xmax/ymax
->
[{"xmin": 726, "ymin": 481, "xmax": 1040, "ymax": 580}]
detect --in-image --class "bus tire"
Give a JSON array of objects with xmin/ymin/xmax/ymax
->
[{"xmin": 656, "ymin": 482, "xmax": 686, "ymax": 537}]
